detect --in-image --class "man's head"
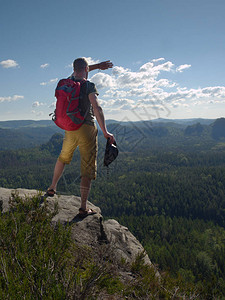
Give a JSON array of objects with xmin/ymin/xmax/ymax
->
[{"xmin": 73, "ymin": 58, "xmax": 89, "ymax": 77}]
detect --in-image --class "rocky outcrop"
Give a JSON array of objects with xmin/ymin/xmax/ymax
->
[{"xmin": 0, "ymin": 187, "xmax": 151, "ymax": 266}]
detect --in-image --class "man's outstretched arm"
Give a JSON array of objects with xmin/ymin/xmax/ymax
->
[{"xmin": 89, "ymin": 60, "xmax": 113, "ymax": 72}]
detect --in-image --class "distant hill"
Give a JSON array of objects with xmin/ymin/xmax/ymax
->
[
  {"xmin": 184, "ymin": 123, "xmax": 211, "ymax": 137},
  {"xmin": 152, "ymin": 118, "xmax": 215, "ymax": 126},
  {"xmin": 0, "ymin": 121, "xmax": 63, "ymax": 150},
  {"xmin": 0, "ymin": 118, "xmax": 216, "ymax": 130},
  {"xmin": 0, "ymin": 118, "xmax": 223, "ymax": 151},
  {"xmin": 211, "ymin": 118, "xmax": 225, "ymax": 140},
  {"xmin": 0, "ymin": 120, "xmax": 54, "ymax": 129}
]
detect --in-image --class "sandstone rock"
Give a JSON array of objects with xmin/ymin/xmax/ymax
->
[
  {"xmin": 0, "ymin": 187, "xmax": 151, "ymax": 266},
  {"xmin": 104, "ymin": 219, "xmax": 152, "ymax": 266}
]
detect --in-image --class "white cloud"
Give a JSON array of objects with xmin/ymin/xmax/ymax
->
[
  {"xmin": 84, "ymin": 57, "xmax": 100, "ymax": 65},
  {"xmin": 132, "ymin": 60, "xmax": 143, "ymax": 65},
  {"xmin": 0, "ymin": 95, "xmax": 24, "ymax": 103},
  {"xmin": 32, "ymin": 101, "xmax": 44, "ymax": 107},
  {"xmin": 97, "ymin": 98, "xmax": 108, "ymax": 106},
  {"xmin": 151, "ymin": 58, "xmax": 165, "ymax": 63},
  {"xmin": 113, "ymin": 98, "xmax": 135, "ymax": 105},
  {"xmin": 112, "ymin": 66, "xmax": 130, "ymax": 76},
  {"xmin": 107, "ymin": 61, "xmax": 175, "ymax": 91},
  {"xmin": 102, "ymin": 99, "xmax": 135, "ymax": 111},
  {"xmin": 36, "ymin": 111, "xmax": 44, "ymax": 116},
  {"xmin": 91, "ymin": 58, "xmax": 225, "ymax": 118},
  {"xmin": 65, "ymin": 63, "xmax": 73, "ymax": 69},
  {"xmin": 140, "ymin": 61, "xmax": 174, "ymax": 74},
  {"xmin": 139, "ymin": 62, "xmax": 155, "ymax": 73},
  {"xmin": 90, "ymin": 73, "xmax": 116, "ymax": 89},
  {"xmin": 40, "ymin": 63, "xmax": 49, "ymax": 69},
  {"xmin": 201, "ymin": 86, "xmax": 225, "ymax": 97},
  {"xmin": 43, "ymin": 57, "xmax": 224, "ymax": 119},
  {"xmin": 176, "ymin": 64, "xmax": 191, "ymax": 73},
  {"xmin": 49, "ymin": 101, "xmax": 56, "ymax": 108},
  {"xmin": 153, "ymin": 79, "xmax": 177, "ymax": 89},
  {"xmin": 40, "ymin": 78, "xmax": 58, "ymax": 86},
  {"xmin": 119, "ymin": 103, "xmax": 135, "ymax": 110},
  {"xmin": 117, "ymin": 70, "xmax": 146, "ymax": 87},
  {"xmin": 0, "ymin": 59, "xmax": 19, "ymax": 68},
  {"xmin": 208, "ymin": 99, "xmax": 225, "ymax": 104},
  {"xmin": 155, "ymin": 61, "xmax": 174, "ymax": 72},
  {"xmin": 31, "ymin": 110, "xmax": 44, "ymax": 116}
]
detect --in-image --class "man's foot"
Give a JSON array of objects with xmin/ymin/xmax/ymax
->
[
  {"xmin": 77, "ymin": 207, "xmax": 97, "ymax": 219},
  {"xmin": 44, "ymin": 188, "xmax": 56, "ymax": 197}
]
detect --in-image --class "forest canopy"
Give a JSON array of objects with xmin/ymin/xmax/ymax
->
[{"xmin": 0, "ymin": 118, "xmax": 225, "ymax": 298}]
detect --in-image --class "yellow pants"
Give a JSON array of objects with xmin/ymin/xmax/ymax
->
[{"xmin": 58, "ymin": 124, "xmax": 98, "ymax": 180}]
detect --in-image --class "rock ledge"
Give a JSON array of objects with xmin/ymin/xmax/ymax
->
[{"xmin": 0, "ymin": 187, "xmax": 151, "ymax": 266}]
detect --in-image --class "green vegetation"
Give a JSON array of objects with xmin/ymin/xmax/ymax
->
[
  {"xmin": 0, "ymin": 194, "xmax": 195, "ymax": 299},
  {"xmin": 1, "ymin": 118, "xmax": 225, "ymax": 298}
]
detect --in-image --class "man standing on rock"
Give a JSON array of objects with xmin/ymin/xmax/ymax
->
[{"xmin": 46, "ymin": 58, "xmax": 115, "ymax": 217}]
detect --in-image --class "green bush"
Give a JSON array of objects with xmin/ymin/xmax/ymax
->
[
  {"xmin": 0, "ymin": 193, "xmax": 123, "ymax": 299},
  {"xmin": 0, "ymin": 193, "xmax": 200, "ymax": 299}
]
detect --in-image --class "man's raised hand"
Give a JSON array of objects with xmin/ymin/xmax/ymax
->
[{"xmin": 98, "ymin": 60, "xmax": 113, "ymax": 70}]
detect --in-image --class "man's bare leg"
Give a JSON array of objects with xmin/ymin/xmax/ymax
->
[
  {"xmin": 48, "ymin": 159, "xmax": 65, "ymax": 192},
  {"xmin": 80, "ymin": 176, "xmax": 92, "ymax": 210}
]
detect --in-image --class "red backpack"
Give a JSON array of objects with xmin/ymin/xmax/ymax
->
[{"xmin": 51, "ymin": 78, "xmax": 89, "ymax": 131}]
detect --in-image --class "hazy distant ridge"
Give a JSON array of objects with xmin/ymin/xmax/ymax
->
[{"xmin": 0, "ymin": 118, "xmax": 216, "ymax": 129}]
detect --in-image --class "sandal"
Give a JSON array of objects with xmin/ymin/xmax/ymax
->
[
  {"xmin": 44, "ymin": 188, "xmax": 56, "ymax": 197},
  {"xmin": 78, "ymin": 207, "xmax": 97, "ymax": 218}
]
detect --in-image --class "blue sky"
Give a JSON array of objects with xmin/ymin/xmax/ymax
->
[{"xmin": 0, "ymin": 0, "xmax": 225, "ymax": 122}]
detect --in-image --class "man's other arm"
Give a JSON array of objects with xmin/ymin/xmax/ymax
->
[{"xmin": 89, "ymin": 93, "xmax": 114, "ymax": 143}]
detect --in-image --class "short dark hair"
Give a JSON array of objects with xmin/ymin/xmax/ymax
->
[{"xmin": 73, "ymin": 57, "xmax": 88, "ymax": 71}]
